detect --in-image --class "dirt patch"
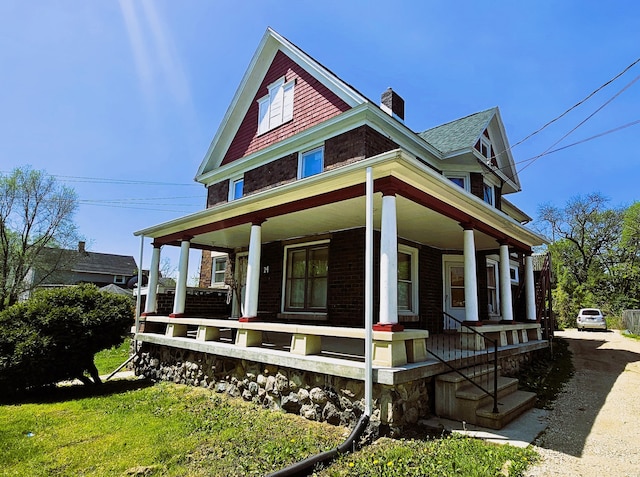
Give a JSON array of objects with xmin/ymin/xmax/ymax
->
[{"xmin": 525, "ymin": 329, "xmax": 640, "ymax": 476}]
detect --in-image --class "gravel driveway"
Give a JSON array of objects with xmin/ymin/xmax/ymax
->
[{"xmin": 525, "ymin": 329, "xmax": 640, "ymax": 477}]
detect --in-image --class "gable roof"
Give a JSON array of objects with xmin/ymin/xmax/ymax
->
[
  {"xmin": 39, "ymin": 247, "xmax": 137, "ymax": 277},
  {"xmin": 195, "ymin": 28, "xmax": 369, "ymax": 181},
  {"xmin": 419, "ymin": 108, "xmax": 496, "ymax": 155}
]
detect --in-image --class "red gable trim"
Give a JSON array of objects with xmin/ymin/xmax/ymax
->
[{"xmin": 221, "ymin": 50, "xmax": 351, "ymax": 165}]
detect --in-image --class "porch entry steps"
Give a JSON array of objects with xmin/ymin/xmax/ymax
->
[{"xmin": 435, "ymin": 364, "xmax": 536, "ymax": 430}]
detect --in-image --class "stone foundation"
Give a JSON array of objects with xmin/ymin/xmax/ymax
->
[{"xmin": 133, "ymin": 342, "xmax": 432, "ymax": 436}]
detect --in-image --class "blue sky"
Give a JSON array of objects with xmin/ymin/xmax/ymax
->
[{"xmin": 1, "ymin": 1, "xmax": 638, "ymax": 274}]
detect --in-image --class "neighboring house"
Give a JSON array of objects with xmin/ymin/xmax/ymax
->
[
  {"xmin": 133, "ymin": 29, "xmax": 550, "ymax": 432},
  {"xmin": 23, "ymin": 241, "xmax": 138, "ymax": 298}
]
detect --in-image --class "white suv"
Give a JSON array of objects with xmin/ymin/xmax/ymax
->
[{"xmin": 576, "ymin": 308, "xmax": 607, "ymax": 331}]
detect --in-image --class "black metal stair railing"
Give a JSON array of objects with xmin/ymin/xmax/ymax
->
[{"xmin": 427, "ymin": 311, "xmax": 499, "ymax": 414}]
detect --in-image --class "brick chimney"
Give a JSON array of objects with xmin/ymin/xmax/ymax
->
[
  {"xmin": 78, "ymin": 241, "xmax": 86, "ymax": 253},
  {"xmin": 380, "ymin": 88, "xmax": 405, "ymax": 121}
]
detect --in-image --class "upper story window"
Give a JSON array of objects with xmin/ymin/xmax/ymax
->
[
  {"xmin": 283, "ymin": 241, "xmax": 329, "ymax": 312},
  {"xmin": 114, "ymin": 275, "xmax": 126, "ymax": 285},
  {"xmin": 212, "ymin": 255, "xmax": 228, "ymax": 285},
  {"xmin": 229, "ymin": 176, "xmax": 244, "ymax": 201},
  {"xmin": 483, "ymin": 182, "xmax": 494, "ymax": 206},
  {"xmin": 257, "ymin": 77, "xmax": 295, "ymax": 135},
  {"xmin": 299, "ymin": 146, "xmax": 324, "ymax": 179},
  {"xmin": 445, "ymin": 173, "xmax": 469, "ymax": 192}
]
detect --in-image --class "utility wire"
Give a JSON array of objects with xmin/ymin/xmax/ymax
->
[{"xmin": 517, "ymin": 74, "xmax": 640, "ymax": 174}]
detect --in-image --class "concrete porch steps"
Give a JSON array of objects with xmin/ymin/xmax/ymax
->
[{"xmin": 435, "ymin": 365, "xmax": 536, "ymax": 430}]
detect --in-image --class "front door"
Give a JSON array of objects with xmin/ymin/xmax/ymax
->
[{"xmin": 444, "ymin": 259, "xmax": 466, "ymax": 330}]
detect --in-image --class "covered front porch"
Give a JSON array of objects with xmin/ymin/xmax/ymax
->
[{"xmin": 133, "ymin": 148, "xmax": 549, "ymax": 431}]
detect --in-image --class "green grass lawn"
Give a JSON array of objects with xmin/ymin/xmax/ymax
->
[
  {"xmin": 93, "ymin": 338, "xmax": 131, "ymax": 375},
  {"xmin": 0, "ymin": 381, "xmax": 537, "ymax": 477}
]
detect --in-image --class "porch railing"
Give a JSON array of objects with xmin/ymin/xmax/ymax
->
[{"xmin": 427, "ymin": 311, "xmax": 499, "ymax": 414}]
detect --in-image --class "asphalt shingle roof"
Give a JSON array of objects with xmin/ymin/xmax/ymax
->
[{"xmin": 419, "ymin": 107, "xmax": 496, "ymax": 154}]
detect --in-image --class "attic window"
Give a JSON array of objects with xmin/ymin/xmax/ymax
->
[
  {"xmin": 257, "ymin": 77, "xmax": 295, "ymax": 135},
  {"xmin": 478, "ymin": 136, "xmax": 492, "ymax": 159}
]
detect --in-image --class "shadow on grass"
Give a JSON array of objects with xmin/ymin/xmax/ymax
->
[{"xmin": 0, "ymin": 377, "xmax": 155, "ymax": 405}]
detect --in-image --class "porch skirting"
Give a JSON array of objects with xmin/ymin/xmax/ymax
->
[{"xmin": 134, "ymin": 342, "xmax": 432, "ymax": 437}]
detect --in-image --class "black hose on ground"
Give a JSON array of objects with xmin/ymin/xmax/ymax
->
[{"xmin": 266, "ymin": 413, "xmax": 370, "ymax": 477}]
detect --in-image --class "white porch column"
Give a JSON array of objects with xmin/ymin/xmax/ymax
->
[
  {"xmin": 377, "ymin": 192, "xmax": 399, "ymax": 329},
  {"xmin": 171, "ymin": 239, "xmax": 191, "ymax": 317},
  {"xmin": 144, "ymin": 243, "xmax": 161, "ymax": 315},
  {"xmin": 463, "ymin": 227, "xmax": 479, "ymax": 322},
  {"xmin": 243, "ymin": 221, "xmax": 263, "ymax": 320},
  {"xmin": 525, "ymin": 253, "xmax": 537, "ymax": 321},
  {"xmin": 499, "ymin": 243, "xmax": 514, "ymax": 322}
]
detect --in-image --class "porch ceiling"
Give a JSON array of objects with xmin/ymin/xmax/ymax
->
[{"xmin": 187, "ymin": 194, "xmax": 499, "ymax": 252}]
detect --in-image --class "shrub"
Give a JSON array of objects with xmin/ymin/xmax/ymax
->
[{"xmin": 0, "ymin": 284, "xmax": 133, "ymax": 395}]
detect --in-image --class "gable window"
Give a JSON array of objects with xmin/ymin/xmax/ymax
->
[
  {"xmin": 257, "ymin": 77, "xmax": 295, "ymax": 135},
  {"xmin": 212, "ymin": 256, "xmax": 228, "ymax": 285},
  {"xmin": 398, "ymin": 245, "xmax": 419, "ymax": 315},
  {"xmin": 114, "ymin": 275, "xmax": 126, "ymax": 285},
  {"xmin": 284, "ymin": 242, "xmax": 329, "ymax": 312},
  {"xmin": 299, "ymin": 146, "xmax": 324, "ymax": 179},
  {"xmin": 479, "ymin": 136, "xmax": 492, "ymax": 159},
  {"xmin": 229, "ymin": 176, "xmax": 244, "ymax": 201},
  {"xmin": 483, "ymin": 182, "xmax": 494, "ymax": 206}
]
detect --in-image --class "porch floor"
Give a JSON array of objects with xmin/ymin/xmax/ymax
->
[{"xmin": 135, "ymin": 323, "xmax": 548, "ymax": 386}]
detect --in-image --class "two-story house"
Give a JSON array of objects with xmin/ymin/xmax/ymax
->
[{"xmin": 133, "ymin": 28, "xmax": 550, "ymax": 432}]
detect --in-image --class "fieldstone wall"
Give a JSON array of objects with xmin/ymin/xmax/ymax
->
[{"xmin": 133, "ymin": 343, "xmax": 432, "ymax": 436}]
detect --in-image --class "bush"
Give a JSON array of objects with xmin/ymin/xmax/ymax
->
[{"xmin": 0, "ymin": 284, "xmax": 133, "ymax": 395}]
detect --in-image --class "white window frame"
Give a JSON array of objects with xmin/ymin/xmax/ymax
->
[
  {"xmin": 479, "ymin": 136, "xmax": 492, "ymax": 159},
  {"xmin": 281, "ymin": 239, "xmax": 330, "ymax": 314},
  {"xmin": 114, "ymin": 275, "xmax": 126, "ymax": 285},
  {"xmin": 257, "ymin": 76, "xmax": 295, "ymax": 135},
  {"xmin": 445, "ymin": 173, "xmax": 470, "ymax": 192},
  {"xmin": 510, "ymin": 263, "xmax": 520, "ymax": 285},
  {"xmin": 398, "ymin": 244, "xmax": 419, "ymax": 316},
  {"xmin": 483, "ymin": 181, "xmax": 495, "ymax": 206},
  {"xmin": 228, "ymin": 175, "xmax": 244, "ymax": 201},
  {"xmin": 298, "ymin": 145, "xmax": 324, "ymax": 179},
  {"xmin": 211, "ymin": 255, "xmax": 228, "ymax": 286},
  {"xmin": 486, "ymin": 258, "xmax": 500, "ymax": 317}
]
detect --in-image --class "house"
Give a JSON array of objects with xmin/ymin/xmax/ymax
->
[
  {"xmin": 23, "ymin": 241, "xmax": 138, "ymax": 297},
  {"xmin": 133, "ymin": 28, "xmax": 551, "ymax": 433}
]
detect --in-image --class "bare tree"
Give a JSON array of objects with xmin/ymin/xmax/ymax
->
[{"xmin": 0, "ymin": 167, "xmax": 79, "ymax": 309}]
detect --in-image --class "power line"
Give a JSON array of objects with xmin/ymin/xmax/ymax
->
[
  {"xmin": 517, "ymin": 74, "xmax": 640, "ymax": 174},
  {"xmin": 510, "ymin": 56, "xmax": 640, "ymax": 150}
]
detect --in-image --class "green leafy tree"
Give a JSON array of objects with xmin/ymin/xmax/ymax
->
[
  {"xmin": 0, "ymin": 284, "xmax": 133, "ymax": 395},
  {"xmin": 0, "ymin": 167, "xmax": 79, "ymax": 309}
]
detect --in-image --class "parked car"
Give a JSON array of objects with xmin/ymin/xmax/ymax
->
[{"xmin": 576, "ymin": 308, "xmax": 607, "ymax": 331}]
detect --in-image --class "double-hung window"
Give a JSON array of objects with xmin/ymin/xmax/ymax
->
[
  {"xmin": 299, "ymin": 146, "xmax": 324, "ymax": 179},
  {"xmin": 486, "ymin": 261, "xmax": 499, "ymax": 315},
  {"xmin": 229, "ymin": 176, "xmax": 244, "ymax": 201},
  {"xmin": 483, "ymin": 182, "xmax": 494, "ymax": 206},
  {"xmin": 212, "ymin": 255, "xmax": 228, "ymax": 285},
  {"xmin": 284, "ymin": 242, "xmax": 329, "ymax": 312},
  {"xmin": 257, "ymin": 77, "xmax": 295, "ymax": 134},
  {"xmin": 398, "ymin": 245, "xmax": 419, "ymax": 315},
  {"xmin": 445, "ymin": 173, "xmax": 469, "ymax": 192}
]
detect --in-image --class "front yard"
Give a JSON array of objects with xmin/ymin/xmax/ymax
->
[{"xmin": 0, "ymin": 381, "xmax": 537, "ymax": 476}]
